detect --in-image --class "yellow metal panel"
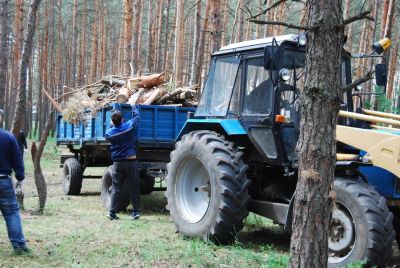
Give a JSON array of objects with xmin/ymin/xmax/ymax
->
[{"xmin": 336, "ymin": 125, "xmax": 400, "ymax": 178}]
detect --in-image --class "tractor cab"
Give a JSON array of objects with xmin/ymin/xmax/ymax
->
[{"xmin": 194, "ymin": 34, "xmax": 340, "ymax": 168}]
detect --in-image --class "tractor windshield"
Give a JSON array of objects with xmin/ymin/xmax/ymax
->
[{"xmin": 196, "ymin": 56, "xmax": 240, "ymax": 117}]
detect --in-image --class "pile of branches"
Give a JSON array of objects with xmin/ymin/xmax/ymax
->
[{"xmin": 62, "ymin": 73, "xmax": 198, "ymax": 124}]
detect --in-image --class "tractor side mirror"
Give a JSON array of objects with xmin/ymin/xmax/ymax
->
[
  {"xmin": 264, "ymin": 47, "xmax": 272, "ymax": 69},
  {"xmin": 264, "ymin": 47, "xmax": 279, "ymax": 70},
  {"xmin": 375, "ymin": 64, "xmax": 387, "ymax": 87}
]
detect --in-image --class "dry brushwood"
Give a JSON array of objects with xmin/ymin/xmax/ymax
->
[{"xmin": 62, "ymin": 73, "xmax": 197, "ymax": 124}]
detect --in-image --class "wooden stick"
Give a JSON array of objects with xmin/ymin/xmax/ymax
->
[
  {"xmin": 42, "ymin": 88, "xmax": 62, "ymax": 113},
  {"xmin": 143, "ymin": 88, "xmax": 161, "ymax": 105},
  {"xmin": 157, "ymin": 89, "xmax": 183, "ymax": 104}
]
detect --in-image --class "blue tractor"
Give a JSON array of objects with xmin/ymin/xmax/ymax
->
[{"xmin": 165, "ymin": 34, "xmax": 399, "ymax": 266}]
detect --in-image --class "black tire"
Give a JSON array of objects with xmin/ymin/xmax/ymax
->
[
  {"xmin": 139, "ymin": 170, "xmax": 155, "ymax": 195},
  {"xmin": 328, "ymin": 178, "xmax": 395, "ymax": 267},
  {"xmin": 100, "ymin": 166, "xmax": 130, "ymax": 212},
  {"xmin": 62, "ymin": 158, "xmax": 83, "ymax": 195},
  {"xmin": 165, "ymin": 131, "xmax": 250, "ymax": 244},
  {"xmin": 389, "ymin": 206, "xmax": 400, "ymax": 250}
]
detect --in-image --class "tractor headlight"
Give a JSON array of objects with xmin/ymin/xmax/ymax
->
[
  {"xmin": 298, "ymin": 33, "xmax": 307, "ymax": 46},
  {"xmin": 279, "ymin": 68, "xmax": 290, "ymax": 81}
]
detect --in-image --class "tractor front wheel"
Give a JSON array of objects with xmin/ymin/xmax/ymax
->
[
  {"xmin": 166, "ymin": 131, "xmax": 250, "ymax": 244},
  {"xmin": 328, "ymin": 178, "xmax": 395, "ymax": 267}
]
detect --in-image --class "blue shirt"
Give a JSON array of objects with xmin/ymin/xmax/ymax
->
[
  {"xmin": 0, "ymin": 128, "xmax": 25, "ymax": 181},
  {"xmin": 105, "ymin": 105, "xmax": 140, "ymax": 162}
]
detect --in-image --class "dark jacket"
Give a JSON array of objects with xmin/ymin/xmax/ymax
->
[
  {"xmin": 17, "ymin": 131, "xmax": 27, "ymax": 151},
  {"xmin": 105, "ymin": 105, "xmax": 140, "ymax": 162},
  {"xmin": 0, "ymin": 128, "xmax": 25, "ymax": 181}
]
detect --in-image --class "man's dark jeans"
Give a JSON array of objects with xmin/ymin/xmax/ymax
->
[
  {"xmin": 111, "ymin": 160, "xmax": 140, "ymax": 212},
  {"xmin": 0, "ymin": 177, "xmax": 26, "ymax": 249}
]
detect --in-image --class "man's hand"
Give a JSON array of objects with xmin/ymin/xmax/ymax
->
[{"xmin": 15, "ymin": 180, "xmax": 23, "ymax": 190}]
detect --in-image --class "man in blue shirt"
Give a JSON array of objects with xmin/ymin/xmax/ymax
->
[
  {"xmin": 105, "ymin": 105, "xmax": 141, "ymax": 220},
  {"xmin": 0, "ymin": 108, "xmax": 29, "ymax": 253}
]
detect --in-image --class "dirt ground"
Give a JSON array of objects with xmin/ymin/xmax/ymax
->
[{"xmin": 0, "ymin": 142, "xmax": 399, "ymax": 267}]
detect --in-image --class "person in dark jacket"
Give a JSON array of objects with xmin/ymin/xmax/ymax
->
[
  {"xmin": 105, "ymin": 105, "xmax": 141, "ymax": 220},
  {"xmin": 0, "ymin": 108, "xmax": 29, "ymax": 253},
  {"xmin": 17, "ymin": 131, "xmax": 27, "ymax": 157}
]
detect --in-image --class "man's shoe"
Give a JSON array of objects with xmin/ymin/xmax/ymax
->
[
  {"xmin": 13, "ymin": 246, "xmax": 31, "ymax": 255},
  {"xmin": 106, "ymin": 212, "xmax": 119, "ymax": 220},
  {"xmin": 131, "ymin": 210, "xmax": 140, "ymax": 220}
]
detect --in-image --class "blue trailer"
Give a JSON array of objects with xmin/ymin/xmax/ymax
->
[{"xmin": 56, "ymin": 104, "xmax": 195, "ymax": 210}]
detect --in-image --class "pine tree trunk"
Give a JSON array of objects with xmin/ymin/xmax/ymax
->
[
  {"xmin": 123, "ymin": 0, "xmax": 133, "ymax": 75},
  {"xmin": 71, "ymin": 0, "xmax": 78, "ymax": 88},
  {"xmin": 155, "ymin": 0, "xmax": 164, "ymax": 72},
  {"xmin": 221, "ymin": 0, "xmax": 229, "ymax": 45},
  {"xmin": 236, "ymin": 0, "xmax": 244, "ymax": 42},
  {"xmin": 190, "ymin": 0, "xmax": 202, "ymax": 85},
  {"xmin": 132, "ymin": 0, "xmax": 141, "ymax": 74},
  {"xmin": 146, "ymin": 0, "xmax": 154, "ymax": 72},
  {"xmin": 89, "ymin": 0, "xmax": 99, "ymax": 82},
  {"xmin": 173, "ymin": 0, "xmax": 185, "ymax": 87},
  {"xmin": 192, "ymin": 0, "xmax": 211, "ymax": 87},
  {"xmin": 78, "ymin": 0, "xmax": 87, "ymax": 86},
  {"xmin": 209, "ymin": 0, "xmax": 222, "ymax": 53},
  {"xmin": 31, "ymin": 109, "xmax": 54, "ymax": 213},
  {"xmin": 289, "ymin": 0, "xmax": 344, "ymax": 267},
  {"xmin": 9, "ymin": 0, "xmax": 24, "ymax": 128},
  {"xmin": 11, "ymin": 0, "xmax": 42, "ymax": 135},
  {"xmin": 0, "ymin": 0, "xmax": 10, "ymax": 129}
]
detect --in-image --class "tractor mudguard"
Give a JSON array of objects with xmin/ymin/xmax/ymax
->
[{"xmin": 176, "ymin": 119, "xmax": 247, "ymax": 141}]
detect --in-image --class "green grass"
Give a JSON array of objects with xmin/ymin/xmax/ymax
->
[{"xmin": 0, "ymin": 140, "xmax": 290, "ymax": 267}]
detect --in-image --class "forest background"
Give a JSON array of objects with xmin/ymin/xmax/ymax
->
[{"xmin": 0, "ymin": 0, "xmax": 398, "ymax": 138}]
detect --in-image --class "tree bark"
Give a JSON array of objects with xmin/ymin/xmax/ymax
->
[
  {"xmin": 0, "ymin": 0, "xmax": 10, "ymax": 129},
  {"xmin": 132, "ymin": 0, "xmax": 141, "ymax": 74},
  {"xmin": 78, "ymin": 0, "xmax": 87, "ymax": 86},
  {"xmin": 289, "ymin": 1, "xmax": 343, "ymax": 267},
  {"xmin": 209, "ymin": 0, "xmax": 222, "ymax": 53},
  {"xmin": 89, "ymin": 0, "xmax": 99, "ymax": 82},
  {"xmin": 11, "ymin": 0, "xmax": 42, "ymax": 136},
  {"xmin": 192, "ymin": 0, "xmax": 211, "ymax": 87},
  {"xmin": 71, "ymin": 0, "xmax": 78, "ymax": 88},
  {"xmin": 31, "ymin": 109, "xmax": 54, "ymax": 213},
  {"xmin": 9, "ymin": 0, "xmax": 24, "ymax": 129},
  {"xmin": 190, "ymin": 0, "xmax": 202, "ymax": 85},
  {"xmin": 173, "ymin": 0, "xmax": 185, "ymax": 87},
  {"xmin": 146, "ymin": 0, "xmax": 154, "ymax": 72},
  {"xmin": 123, "ymin": 0, "xmax": 133, "ymax": 75}
]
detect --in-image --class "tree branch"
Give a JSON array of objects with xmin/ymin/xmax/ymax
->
[
  {"xmin": 341, "ymin": 71, "xmax": 374, "ymax": 93},
  {"xmin": 343, "ymin": 10, "xmax": 373, "ymax": 26},
  {"xmin": 249, "ymin": 19, "xmax": 318, "ymax": 31},
  {"xmin": 251, "ymin": 0, "xmax": 288, "ymax": 19}
]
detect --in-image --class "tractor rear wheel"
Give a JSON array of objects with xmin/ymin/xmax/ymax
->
[
  {"xmin": 100, "ymin": 166, "xmax": 130, "ymax": 212},
  {"xmin": 166, "ymin": 131, "xmax": 250, "ymax": 244},
  {"xmin": 62, "ymin": 158, "xmax": 83, "ymax": 195},
  {"xmin": 328, "ymin": 178, "xmax": 395, "ymax": 267}
]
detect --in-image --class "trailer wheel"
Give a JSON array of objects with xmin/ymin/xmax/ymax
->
[
  {"xmin": 100, "ymin": 166, "xmax": 130, "ymax": 212},
  {"xmin": 139, "ymin": 171, "xmax": 155, "ymax": 195},
  {"xmin": 328, "ymin": 178, "xmax": 395, "ymax": 267},
  {"xmin": 62, "ymin": 158, "xmax": 83, "ymax": 195},
  {"xmin": 166, "ymin": 131, "xmax": 250, "ymax": 244}
]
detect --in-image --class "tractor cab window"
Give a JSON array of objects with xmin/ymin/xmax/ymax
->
[
  {"xmin": 243, "ymin": 57, "xmax": 273, "ymax": 115},
  {"xmin": 196, "ymin": 56, "xmax": 240, "ymax": 117}
]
